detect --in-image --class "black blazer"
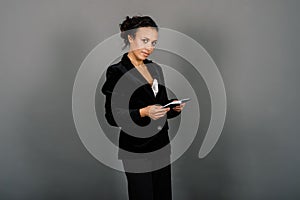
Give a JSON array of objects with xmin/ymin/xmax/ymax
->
[{"xmin": 101, "ymin": 52, "xmax": 181, "ymax": 157}]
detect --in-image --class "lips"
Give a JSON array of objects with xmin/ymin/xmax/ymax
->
[{"xmin": 142, "ymin": 52, "xmax": 149, "ymax": 57}]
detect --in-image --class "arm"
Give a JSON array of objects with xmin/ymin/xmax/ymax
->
[{"xmin": 101, "ymin": 66, "xmax": 151, "ymax": 128}]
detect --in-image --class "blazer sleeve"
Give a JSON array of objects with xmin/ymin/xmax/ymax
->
[
  {"xmin": 156, "ymin": 65, "xmax": 182, "ymax": 119},
  {"xmin": 101, "ymin": 66, "xmax": 151, "ymax": 128}
]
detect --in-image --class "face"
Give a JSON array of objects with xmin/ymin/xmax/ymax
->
[{"xmin": 128, "ymin": 27, "xmax": 158, "ymax": 60}]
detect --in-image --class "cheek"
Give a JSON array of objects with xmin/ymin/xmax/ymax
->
[{"xmin": 136, "ymin": 39, "xmax": 148, "ymax": 48}]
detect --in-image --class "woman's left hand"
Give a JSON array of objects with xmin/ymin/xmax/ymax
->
[{"xmin": 172, "ymin": 101, "xmax": 186, "ymax": 112}]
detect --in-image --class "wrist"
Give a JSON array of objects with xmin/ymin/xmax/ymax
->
[{"xmin": 139, "ymin": 107, "xmax": 148, "ymax": 117}]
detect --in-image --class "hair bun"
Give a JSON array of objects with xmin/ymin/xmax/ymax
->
[{"xmin": 120, "ymin": 16, "xmax": 132, "ymax": 32}]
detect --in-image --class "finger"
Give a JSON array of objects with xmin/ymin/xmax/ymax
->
[
  {"xmin": 154, "ymin": 113, "xmax": 167, "ymax": 118},
  {"xmin": 151, "ymin": 115, "xmax": 160, "ymax": 120},
  {"xmin": 155, "ymin": 111, "xmax": 168, "ymax": 116},
  {"xmin": 153, "ymin": 115, "xmax": 163, "ymax": 120},
  {"xmin": 154, "ymin": 109, "xmax": 169, "ymax": 115},
  {"xmin": 173, "ymin": 107, "xmax": 181, "ymax": 111},
  {"xmin": 157, "ymin": 107, "xmax": 170, "ymax": 111}
]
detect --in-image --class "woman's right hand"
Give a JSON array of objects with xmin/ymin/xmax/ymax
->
[{"xmin": 140, "ymin": 105, "xmax": 170, "ymax": 120}]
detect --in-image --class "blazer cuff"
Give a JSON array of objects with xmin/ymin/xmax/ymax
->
[{"xmin": 130, "ymin": 108, "xmax": 151, "ymax": 126}]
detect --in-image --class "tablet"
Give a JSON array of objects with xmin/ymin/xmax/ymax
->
[{"xmin": 162, "ymin": 98, "xmax": 191, "ymax": 108}]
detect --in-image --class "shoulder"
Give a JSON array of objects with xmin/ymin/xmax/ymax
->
[
  {"xmin": 148, "ymin": 60, "xmax": 164, "ymax": 77},
  {"xmin": 104, "ymin": 61, "xmax": 127, "ymax": 80},
  {"xmin": 145, "ymin": 58, "xmax": 163, "ymax": 71},
  {"xmin": 106, "ymin": 61, "xmax": 123, "ymax": 73},
  {"xmin": 101, "ymin": 62, "xmax": 124, "ymax": 94},
  {"xmin": 150, "ymin": 61, "xmax": 162, "ymax": 69}
]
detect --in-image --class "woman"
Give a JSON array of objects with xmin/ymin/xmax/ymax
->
[{"xmin": 101, "ymin": 15, "xmax": 185, "ymax": 200}]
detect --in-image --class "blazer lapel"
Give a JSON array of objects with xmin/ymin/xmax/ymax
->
[{"xmin": 120, "ymin": 53, "xmax": 160, "ymax": 100}]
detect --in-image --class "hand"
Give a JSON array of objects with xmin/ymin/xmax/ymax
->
[
  {"xmin": 140, "ymin": 105, "xmax": 170, "ymax": 120},
  {"xmin": 172, "ymin": 100, "xmax": 186, "ymax": 112}
]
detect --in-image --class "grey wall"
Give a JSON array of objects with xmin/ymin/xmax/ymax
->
[{"xmin": 1, "ymin": 0, "xmax": 300, "ymax": 199}]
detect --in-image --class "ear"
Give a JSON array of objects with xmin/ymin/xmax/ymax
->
[{"xmin": 127, "ymin": 34, "xmax": 133, "ymax": 43}]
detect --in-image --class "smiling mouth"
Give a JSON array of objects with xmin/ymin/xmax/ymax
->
[{"xmin": 142, "ymin": 52, "xmax": 149, "ymax": 57}]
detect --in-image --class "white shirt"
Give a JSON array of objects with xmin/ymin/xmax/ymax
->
[{"xmin": 151, "ymin": 78, "xmax": 158, "ymax": 97}]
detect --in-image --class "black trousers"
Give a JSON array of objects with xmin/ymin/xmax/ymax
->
[{"xmin": 122, "ymin": 158, "xmax": 172, "ymax": 200}]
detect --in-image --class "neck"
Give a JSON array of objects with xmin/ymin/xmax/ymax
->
[{"xmin": 127, "ymin": 52, "xmax": 143, "ymax": 66}]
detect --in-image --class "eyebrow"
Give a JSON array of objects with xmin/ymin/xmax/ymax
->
[{"xmin": 142, "ymin": 37, "xmax": 158, "ymax": 42}]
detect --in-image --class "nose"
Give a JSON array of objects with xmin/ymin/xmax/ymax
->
[{"xmin": 145, "ymin": 43, "xmax": 154, "ymax": 51}]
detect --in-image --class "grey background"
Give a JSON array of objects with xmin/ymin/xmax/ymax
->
[{"xmin": 1, "ymin": 0, "xmax": 299, "ymax": 199}]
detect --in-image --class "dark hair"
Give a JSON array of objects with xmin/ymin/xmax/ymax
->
[{"xmin": 119, "ymin": 15, "xmax": 159, "ymax": 50}]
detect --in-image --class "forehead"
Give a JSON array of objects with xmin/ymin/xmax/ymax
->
[{"xmin": 135, "ymin": 27, "xmax": 158, "ymax": 39}]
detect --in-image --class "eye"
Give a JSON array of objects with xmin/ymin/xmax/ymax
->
[
  {"xmin": 142, "ymin": 38, "xmax": 149, "ymax": 44},
  {"xmin": 152, "ymin": 41, "xmax": 157, "ymax": 47}
]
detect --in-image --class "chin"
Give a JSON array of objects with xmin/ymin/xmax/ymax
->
[
  {"xmin": 136, "ymin": 53, "xmax": 146, "ymax": 60},
  {"xmin": 140, "ymin": 52, "xmax": 150, "ymax": 59}
]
